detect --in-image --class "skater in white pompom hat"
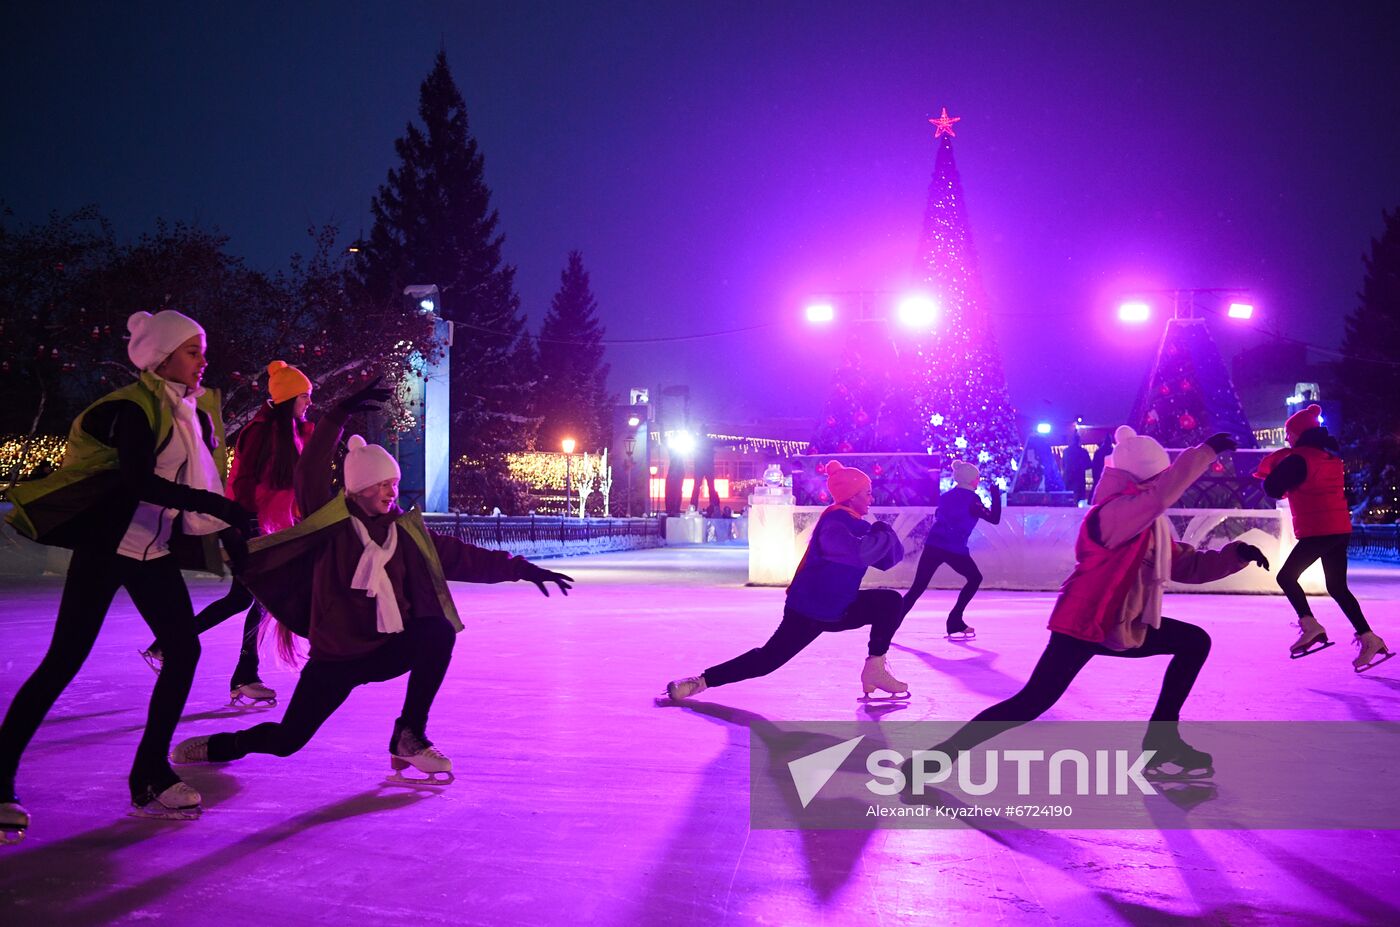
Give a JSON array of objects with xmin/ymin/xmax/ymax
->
[
  {"xmin": 172, "ymin": 376, "xmax": 574, "ymax": 789},
  {"xmin": 3, "ymin": 310, "xmax": 259, "ymax": 835},
  {"xmin": 906, "ymin": 425, "xmax": 1271, "ymax": 786}
]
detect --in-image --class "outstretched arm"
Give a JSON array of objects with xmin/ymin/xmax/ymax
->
[
  {"xmin": 975, "ymin": 488, "xmax": 1002, "ymax": 525},
  {"xmin": 431, "ymin": 533, "xmax": 574, "ymax": 595},
  {"xmin": 1262, "ymin": 455, "xmax": 1307, "ymax": 499},
  {"xmin": 1170, "ymin": 540, "xmax": 1258, "ymax": 584},
  {"xmin": 1096, "ymin": 441, "xmax": 1224, "ymax": 548},
  {"xmin": 107, "ymin": 401, "xmax": 242, "ymax": 520},
  {"xmin": 294, "ymin": 407, "xmax": 347, "ymax": 516}
]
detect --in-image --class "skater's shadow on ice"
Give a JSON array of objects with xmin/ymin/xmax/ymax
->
[
  {"xmin": 0, "ymin": 789, "xmax": 429, "ymax": 926},
  {"xmin": 34, "ymin": 706, "xmax": 135, "ymax": 726},
  {"xmin": 1305, "ymin": 685, "xmax": 1400, "ymax": 724},
  {"xmin": 643, "ymin": 699, "xmax": 882, "ymax": 909},
  {"xmin": 890, "ymin": 640, "xmax": 1023, "ymax": 699}
]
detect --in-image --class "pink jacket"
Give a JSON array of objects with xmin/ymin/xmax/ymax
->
[{"xmin": 1047, "ymin": 443, "xmax": 1247, "ymax": 649}]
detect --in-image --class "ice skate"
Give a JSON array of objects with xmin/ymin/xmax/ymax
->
[
  {"xmin": 129, "ymin": 781, "xmax": 202, "ymax": 820},
  {"xmin": 229, "ymin": 681, "xmax": 277, "ymax": 708},
  {"xmin": 1352, "ymin": 632, "xmax": 1394, "ymax": 673},
  {"xmin": 138, "ymin": 646, "xmax": 163, "ymax": 674},
  {"xmin": 1289, "ymin": 615, "xmax": 1333, "ymax": 659},
  {"xmin": 1, "ymin": 801, "xmax": 29, "ymax": 845},
  {"xmin": 1141, "ymin": 735, "xmax": 1214, "ymax": 782},
  {"xmin": 387, "ymin": 726, "xmax": 454, "ymax": 786},
  {"xmin": 945, "ymin": 617, "xmax": 977, "ymax": 641},
  {"xmin": 661, "ymin": 675, "xmax": 708, "ymax": 704},
  {"xmin": 169, "ymin": 735, "xmax": 212, "ymax": 765},
  {"xmin": 859, "ymin": 655, "xmax": 911, "ymax": 701}
]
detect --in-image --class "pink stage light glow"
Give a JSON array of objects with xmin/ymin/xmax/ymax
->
[
  {"xmin": 896, "ymin": 293, "xmax": 938, "ymax": 329},
  {"xmin": 805, "ymin": 302, "xmax": 835, "ymax": 323},
  {"xmin": 1118, "ymin": 301, "xmax": 1151, "ymax": 323},
  {"xmin": 1227, "ymin": 302, "xmax": 1254, "ymax": 320}
]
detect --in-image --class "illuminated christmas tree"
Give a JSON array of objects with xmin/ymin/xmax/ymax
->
[
  {"xmin": 1128, "ymin": 316, "xmax": 1255, "ymax": 448},
  {"xmin": 811, "ymin": 330, "xmax": 889, "ymax": 453},
  {"xmin": 905, "ymin": 109, "xmax": 1021, "ymax": 488}
]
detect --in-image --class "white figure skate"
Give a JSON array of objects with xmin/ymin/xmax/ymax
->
[
  {"xmin": 129, "ymin": 781, "xmax": 202, "ymax": 820},
  {"xmin": 229, "ymin": 681, "xmax": 277, "ymax": 708},
  {"xmin": 1, "ymin": 801, "xmax": 29, "ymax": 845},
  {"xmin": 387, "ymin": 727, "xmax": 454, "ymax": 786},
  {"xmin": 659, "ymin": 675, "xmax": 708, "ymax": 705},
  {"xmin": 1289, "ymin": 615, "xmax": 1333, "ymax": 659},
  {"xmin": 860, "ymin": 655, "xmax": 911, "ymax": 701},
  {"xmin": 169, "ymin": 735, "xmax": 211, "ymax": 765},
  {"xmin": 1353, "ymin": 632, "xmax": 1395, "ymax": 673}
]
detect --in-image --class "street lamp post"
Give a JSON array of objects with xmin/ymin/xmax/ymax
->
[
  {"xmin": 561, "ymin": 437, "xmax": 576, "ymax": 517},
  {"xmin": 624, "ymin": 435, "xmax": 636, "ymax": 518}
]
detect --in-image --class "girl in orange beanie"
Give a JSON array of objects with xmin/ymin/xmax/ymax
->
[
  {"xmin": 663, "ymin": 460, "xmax": 910, "ymax": 702},
  {"xmin": 139, "ymin": 360, "xmax": 316, "ymax": 706}
]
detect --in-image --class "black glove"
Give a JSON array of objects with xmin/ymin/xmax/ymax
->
[
  {"xmin": 221, "ymin": 526, "xmax": 250, "ymax": 573},
  {"xmin": 216, "ymin": 499, "xmax": 259, "ymax": 539},
  {"xmin": 336, "ymin": 375, "xmax": 392, "ymax": 415},
  {"xmin": 1204, "ymin": 432, "xmax": 1238, "ymax": 454},
  {"xmin": 869, "ymin": 520, "xmax": 894, "ymax": 533},
  {"xmin": 522, "ymin": 563, "xmax": 574, "ymax": 597},
  {"xmin": 1236, "ymin": 542, "xmax": 1270, "ymax": 571}
]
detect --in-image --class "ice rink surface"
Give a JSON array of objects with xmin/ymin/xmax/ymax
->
[{"xmin": 2, "ymin": 547, "xmax": 1398, "ymax": 926}]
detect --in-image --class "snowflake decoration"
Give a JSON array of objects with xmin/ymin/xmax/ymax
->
[
  {"xmin": 930, "ymin": 413, "xmax": 945, "ymax": 427},
  {"xmin": 977, "ymin": 450, "xmax": 991, "ymax": 463},
  {"xmin": 954, "ymin": 436, "xmax": 969, "ymax": 449}
]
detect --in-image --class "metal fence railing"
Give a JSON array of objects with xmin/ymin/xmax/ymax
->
[
  {"xmin": 419, "ymin": 514, "xmax": 662, "ymax": 551},
  {"xmin": 1350, "ymin": 524, "xmax": 1400, "ymax": 562}
]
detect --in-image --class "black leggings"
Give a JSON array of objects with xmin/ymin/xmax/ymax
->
[
  {"xmin": 703, "ymin": 589, "xmax": 906, "ymax": 688},
  {"xmin": 0, "ymin": 547, "xmax": 200, "ymax": 801},
  {"xmin": 903, "ymin": 545, "xmax": 983, "ymax": 628},
  {"xmin": 940, "ymin": 618, "xmax": 1211, "ymax": 754},
  {"xmin": 1276, "ymin": 533, "xmax": 1370, "ymax": 635},
  {"xmin": 207, "ymin": 614, "xmax": 456, "ymax": 762},
  {"xmin": 146, "ymin": 577, "xmax": 264, "ymax": 687}
]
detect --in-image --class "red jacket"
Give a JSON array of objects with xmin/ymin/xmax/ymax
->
[
  {"xmin": 1048, "ymin": 445, "xmax": 1247, "ymax": 649},
  {"xmin": 1255, "ymin": 446, "xmax": 1351, "ymax": 538}
]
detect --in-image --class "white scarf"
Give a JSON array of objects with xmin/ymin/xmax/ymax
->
[
  {"xmin": 1141, "ymin": 514, "xmax": 1174, "ymax": 630},
  {"xmin": 349, "ymin": 516, "xmax": 404, "ymax": 634},
  {"xmin": 166, "ymin": 383, "xmax": 229, "ymax": 536}
]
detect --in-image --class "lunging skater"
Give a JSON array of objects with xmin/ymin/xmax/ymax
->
[
  {"xmin": 663, "ymin": 460, "xmax": 909, "ymax": 703},
  {"xmin": 1, "ymin": 310, "xmax": 256, "ymax": 838},
  {"xmin": 139, "ymin": 360, "xmax": 316, "ymax": 707},
  {"xmin": 910, "ymin": 427, "xmax": 1270, "ymax": 784},
  {"xmin": 902, "ymin": 459, "xmax": 1001, "ymax": 639},
  {"xmin": 1254, "ymin": 403, "xmax": 1391, "ymax": 671},
  {"xmin": 171, "ymin": 379, "xmax": 573, "ymax": 787}
]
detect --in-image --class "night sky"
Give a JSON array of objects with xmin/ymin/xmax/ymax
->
[{"xmin": 6, "ymin": 2, "xmax": 1399, "ymax": 431}]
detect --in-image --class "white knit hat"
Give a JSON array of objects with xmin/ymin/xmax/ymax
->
[
  {"xmin": 950, "ymin": 459, "xmax": 980, "ymax": 488},
  {"xmin": 127, "ymin": 310, "xmax": 205, "ymax": 372},
  {"xmin": 343, "ymin": 435, "xmax": 401, "ymax": 493},
  {"xmin": 1106, "ymin": 425, "xmax": 1170, "ymax": 481}
]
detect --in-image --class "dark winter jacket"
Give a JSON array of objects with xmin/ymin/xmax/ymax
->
[
  {"xmin": 785, "ymin": 506, "xmax": 904, "ymax": 621},
  {"xmin": 239, "ymin": 407, "xmax": 537, "ymax": 661},
  {"xmin": 925, "ymin": 486, "xmax": 1001, "ymax": 556},
  {"xmin": 6, "ymin": 372, "xmax": 237, "ymax": 570}
]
